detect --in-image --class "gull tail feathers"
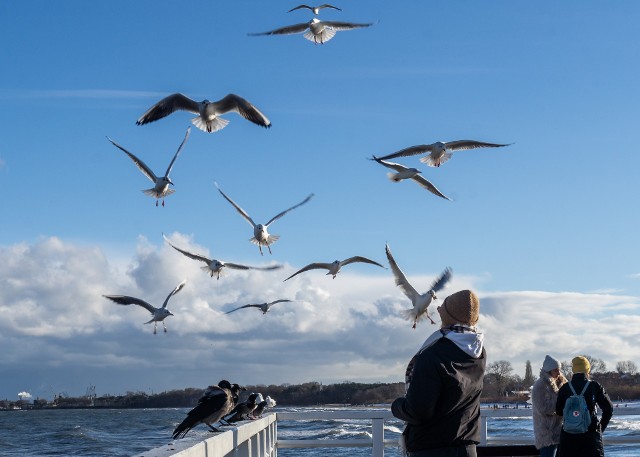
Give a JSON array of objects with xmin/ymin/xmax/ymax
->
[
  {"xmin": 304, "ymin": 28, "xmax": 336, "ymax": 44},
  {"xmin": 400, "ymin": 308, "xmax": 427, "ymax": 322},
  {"xmin": 387, "ymin": 172, "xmax": 402, "ymax": 182},
  {"xmin": 421, "ymin": 152, "xmax": 452, "ymax": 167},
  {"xmin": 192, "ymin": 115, "xmax": 229, "ymax": 133},
  {"xmin": 250, "ymin": 235, "xmax": 280, "ymax": 245},
  {"xmin": 142, "ymin": 188, "xmax": 175, "ymax": 198}
]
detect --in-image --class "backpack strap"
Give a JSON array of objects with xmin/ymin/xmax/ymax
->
[
  {"xmin": 579, "ymin": 380, "xmax": 590, "ymax": 396},
  {"xmin": 568, "ymin": 382, "xmax": 577, "ymax": 395}
]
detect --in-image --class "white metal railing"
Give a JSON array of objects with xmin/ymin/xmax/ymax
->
[
  {"xmin": 138, "ymin": 405, "xmax": 640, "ymax": 457},
  {"xmin": 276, "ymin": 409, "xmax": 396, "ymax": 457}
]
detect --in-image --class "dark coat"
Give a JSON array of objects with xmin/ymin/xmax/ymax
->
[
  {"xmin": 391, "ymin": 338, "xmax": 486, "ymax": 452},
  {"xmin": 555, "ymin": 373, "xmax": 613, "ymax": 457}
]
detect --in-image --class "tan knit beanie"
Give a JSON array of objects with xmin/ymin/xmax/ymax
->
[{"xmin": 438, "ymin": 289, "xmax": 480, "ymax": 327}]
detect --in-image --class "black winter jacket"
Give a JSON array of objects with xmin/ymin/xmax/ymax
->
[
  {"xmin": 391, "ymin": 338, "xmax": 486, "ymax": 452},
  {"xmin": 555, "ymin": 373, "xmax": 613, "ymax": 457}
]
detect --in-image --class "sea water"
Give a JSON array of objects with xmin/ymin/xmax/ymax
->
[{"xmin": 0, "ymin": 406, "xmax": 638, "ymax": 456}]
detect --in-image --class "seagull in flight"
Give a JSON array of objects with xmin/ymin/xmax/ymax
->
[
  {"xmin": 376, "ymin": 140, "xmax": 512, "ymax": 167},
  {"xmin": 163, "ymin": 234, "xmax": 283, "ymax": 280},
  {"xmin": 106, "ymin": 127, "xmax": 190, "ymax": 206},
  {"xmin": 215, "ymin": 182, "xmax": 314, "ymax": 255},
  {"xmin": 249, "ymin": 18, "xmax": 375, "ymax": 45},
  {"xmin": 370, "ymin": 156, "xmax": 451, "ymax": 200},
  {"xmin": 287, "ymin": 4, "xmax": 342, "ymax": 15},
  {"xmin": 103, "ymin": 280, "xmax": 186, "ymax": 334},
  {"xmin": 284, "ymin": 256, "xmax": 385, "ymax": 281},
  {"xmin": 385, "ymin": 243, "xmax": 452, "ymax": 329},
  {"xmin": 136, "ymin": 93, "xmax": 271, "ymax": 133},
  {"xmin": 172, "ymin": 380, "xmax": 241, "ymax": 438},
  {"xmin": 225, "ymin": 299, "xmax": 296, "ymax": 315}
]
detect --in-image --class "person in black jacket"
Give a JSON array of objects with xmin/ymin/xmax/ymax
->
[
  {"xmin": 392, "ymin": 289, "xmax": 486, "ymax": 457},
  {"xmin": 555, "ymin": 356, "xmax": 613, "ymax": 457}
]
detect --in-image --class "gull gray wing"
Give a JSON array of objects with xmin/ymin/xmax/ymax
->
[
  {"xmin": 249, "ymin": 22, "xmax": 311, "ymax": 36},
  {"xmin": 162, "ymin": 280, "xmax": 186, "ymax": 309},
  {"xmin": 376, "ymin": 144, "xmax": 434, "ymax": 161},
  {"xmin": 385, "ymin": 244, "xmax": 419, "ymax": 302},
  {"xmin": 430, "ymin": 267, "xmax": 452, "ymax": 293},
  {"xmin": 321, "ymin": 20, "xmax": 375, "ymax": 31},
  {"xmin": 341, "ymin": 256, "xmax": 385, "ymax": 269},
  {"xmin": 103, "ymin": 295, "xmax": 156, "ymax": 313},
  {"xmin": 371, "ymin": 156, "xmax": 407, "ymax": 172},
  {"xmin": 215, "ymin": 94, "xmax": 271, "ymax": 128},
  {"xmin": 224, "ymin": 262, "xmax": 283, "ymax": 271},
  {"xmin": 107, "ymin": 137, "xmax": 157, "ymax": 183},
  {"xmin": 225, "ymin": 304, "xmax": 260, "ymax": 314},
  {"xmin": 136, "ymin": 93, "xmax": 200, "ymax": 125},
  {"xmin": 319, "ymin": 4, "xmax": 342, "ymax": 11},
  {"xmin": 283, "ymin": 262, "xmax": 331, "ymax": 281},
  {"xmin": 444, "ymin": 140, "xmax": 512, "ymax": 151},
  {"xmin": 265, "ymin": 193, "xmax": 314, "ymax": 226},
  {"xmin": 164, "ymin": 127, "xmax": 191, "ymax": 177},
  {"xmin": 288, "ymin": 5, "xmax": 313, "ymax": 12},
  {"xmin": 215, "ymin": 182, "xmax": 257, "ymax": 227},
  {"xmin": 411, "ymin": 175, "xmax": 451, "ymax": 200},
  {"xmin": 163, "ymin": 234, "xmax": 212, "ymax": 264}
]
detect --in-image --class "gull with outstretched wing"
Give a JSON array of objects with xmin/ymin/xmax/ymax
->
[
  {"xmin": 249, "ymin": 18, "xmax": 374, "ymax": 44},
  {"xmin": 215, "ymin": 182, "xmax": 314, "ymax": 255},
  {"xmin": 136, "ymin": 93, "xmax": 271, "ymax": 133},
  {"xmin": 225, "ymin": 299, "xmax": 296, "ymax": 315},
  {"xmin": 107, "ymin": 127, "xmax": 190, "ymax": 206},
  {"xmin": 287, "ymin": 4, "xmax": 342, "ymax": 15},
  {"xmin": 370, "ymin": 155, "xmax": 451, "ymax": 200},
  {"xmin": 284, "ymin": 256, "xmax": 385, "ymax": 281},
  {"xmin": 376, "ymin": 140, "xmax": 512, "ymax": 167},
  {"xmin": 386, "ymin": 243, "xmax": 452, "ymax": 329},
  {"xmin": 163, "ymin": 234, "xmax": 282, "ymax": 279},
  {"xmin": 103, "ymin": 280, "xmax": 186, "ymax": 334}
]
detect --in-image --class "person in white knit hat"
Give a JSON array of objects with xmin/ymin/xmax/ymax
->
[{"xmin": 531, "ymin": 355, "xmax": 567, "ymax": 457}]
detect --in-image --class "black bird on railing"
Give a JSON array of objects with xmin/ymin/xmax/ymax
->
[
  {"xmin": 221, "ymin": 392, "xmax": 261, "ymax": 424},
  {"xmin": 172, "ymin": 380, "xmax": 243, "ymax": 439}
]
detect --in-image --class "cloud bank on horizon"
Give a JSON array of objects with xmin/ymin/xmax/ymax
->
[{"xmin": 1, "ymin": 235, "xmax": 638, "ymax": 400}]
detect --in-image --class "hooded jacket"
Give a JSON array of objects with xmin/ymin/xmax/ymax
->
[
  {"xmin": 531, "ymin": 369, "xmax": 567, "ymax": 449},
  {"xmin": 391, "ymin": 327, "xmax": 486, "ymax": 452}
]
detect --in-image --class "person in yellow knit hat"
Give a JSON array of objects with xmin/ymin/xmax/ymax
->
[{"xmin": 555, "ymin": 356, "xmax": 613, "ymax": 457}]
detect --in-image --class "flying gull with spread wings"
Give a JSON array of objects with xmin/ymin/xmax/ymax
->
[
  {"xmin": 163, "ymin": 234, "xmax": 282, "ymax": 279},
  {"xmin": 376, "ymin": 140, "xmax": 512, "ymax": 167},
  {"xmin": 136, "ymin": 93, "xmax": 271, "ymax": 133},
  {"xmin": 103, "ymin": 280, "xmax": 186, "ymax": 334},
  {"xmin": 225, "ymin": 299, "xmax": 296, "ymax": 315},
  {"xmin": 385, "ymin": 243, "xmax": 452, "ymax": 329},
  {"xmin": 249, "ymin": 18, "xmax": 374, "ymax": 45},
  {"xmin": 370, "ymin": 156, "xmax": 451, "ymax": 200},
  {"xmin": 215, "ymin": 182, "xmax": 314, "ymax": 255},
  {"xmin": 287, "ymin": 4, "xmax": 342, "ymax": 15},
  {"xmin": 107, "ymin": 127, "xmax": 190, "ymax": 206},
  {"xmin": 284, "ymin": 256, "xmax": 385, "ymax": 281}
]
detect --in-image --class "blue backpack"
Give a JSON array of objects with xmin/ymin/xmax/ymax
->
[{"xmin": 562, "ymin": 381, "xmax": 592, "ymax": 434}]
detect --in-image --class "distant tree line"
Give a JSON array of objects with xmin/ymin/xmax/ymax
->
[
  {"xmin": 3, "ymin": 356, "xmax": 638, "ymax": 410},
  {"xmin": 482, "ymin": 356, "xmax": 640, "ymax": 403}
]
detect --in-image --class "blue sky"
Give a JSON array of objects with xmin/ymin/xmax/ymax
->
[{"xmin": 1, "ymin": 1, "xmax": 639, "ymax": 400}]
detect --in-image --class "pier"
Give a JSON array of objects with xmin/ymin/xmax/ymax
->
[{"xmin": 136, "ymin": 405, "xmax": 640, "ymax": 457}]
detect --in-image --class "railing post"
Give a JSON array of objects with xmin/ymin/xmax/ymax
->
[
  {"xmin": 480, "ymin": 415, "xmax": 487, "ymax": 446},
  {"xmin": 372, "ymin": 417, "xmax": 384, "ymax": 457}
]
